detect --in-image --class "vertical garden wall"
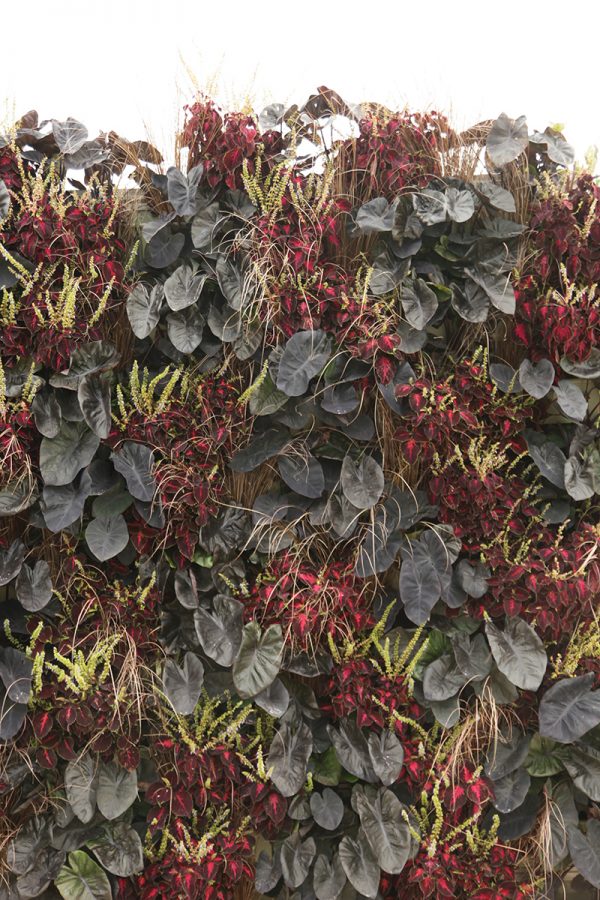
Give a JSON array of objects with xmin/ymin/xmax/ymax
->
[{"xmin": 1, "ymin": 90, "xmax": 600, "ymax": 899}]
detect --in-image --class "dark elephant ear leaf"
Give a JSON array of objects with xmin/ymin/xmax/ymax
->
[
  {"xmin": 16, "ymin": 560, "xmax": 53, "ymax": 612},
  {"xmin": 162, "ymin": 652, "xmax": 204, "ymax": 715},
  {"xmin": 341, "ymin": 454, "xmax": 384, "ymax": 509},
  {"xmin": 486, "ymin": 112, "xmax": 529, "ymax": 166},
  {"xmin": 85, "ymin": 514, "xmax": 129, "ymax": 561},
  {"xmin": 313, "ymin": 853, "xmax": 346, "ymax": 900},
  {"xmin": 194, "ymin": 595, "xmax": 243, "ymax": 666},
  {"xmin": 367, "ymin": 730, "xmax": 404, "ymax": 786},
  {"xmin": 88, "ymin": 821, "xmax": 144, "ymax": 877},
  {"xmin": 0, "ymin": 540, "xmax": 25, "ymax": 587},
  {"xmin": 77, "ymin": 372, "xmax": 111, "ymax": 438},
  {"xmin": 539, "ymin": 672, "xmax": 600, "ymax": 743},
  {"xmin": 40, "ymin": 421, "xmax": 100, "ymax": 486},
  {"xmin": 278, "ymin": 454, "xmax": 324, "ymax": 498},
  {"xmin": 310, "ymin": 788, "xmax": 344, "ymax": 830},
  {"xmin": 267, "ymin": 721, "xmax": 313, "ymax": 797},
  {"xmin": 518, "ymin": 358, "xmax": 554, "ymax": 399},
  {"xmin": 230, "ymin": 428, "xmax": 289, "ymax": 472},
  {"xmin": 339, "ymin": 830, "xmax": 380, "ymax": 897},
  {"xmin": 0, "ymin": 647, "xmax": 33, "ymax": 703},
  {"xmin": 485, "ymin": 617, "xmax": 547, "ymax": 691},
  {"xmin": 567, "ymin": 820, "xmax": 600, "ymax": 889},
  {"xmin": 96, "ymin": 762, "xmax": 138, "ymax": 820},
  {"xmin": 127, "ymin": 282, "xmax": 164, "ymax": 336},
  {"xmin": 280, "ymin": 832, "xmax": 316, "ymax": 890},
  {"xmin": 110, "ymin": 441, "xmax": 155, "ymax": 502},
  {"xmin": 276, "ymin": 329, "xmax": 331, "ymax": 396},
  {"xmin": 232, "ymin": 622, "xmax": 283, "ymax": 699}
]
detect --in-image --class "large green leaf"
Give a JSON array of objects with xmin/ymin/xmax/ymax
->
[
  {"xmin": 55, "ymin": 850, "xmax": 111, "ymax": 900},
  {"xmin": 232, "ymin": 622, "xmax": 283, "ymax": 698}
]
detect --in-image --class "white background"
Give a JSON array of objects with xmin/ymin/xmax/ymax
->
[{"xmin": 2, "ymin": 0, "xmax": 599, "ymax": 168}]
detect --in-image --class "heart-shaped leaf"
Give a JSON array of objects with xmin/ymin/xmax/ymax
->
[
  {"xmin": 485, "ymin": 617, "xmax": 547, "ymax": 690},
  {"xmin": 85, "ymin": 514, "xmax": 129, "ymax": 561},
  {"xmin": 126, "ymin": 282, "xmax": 163, "ymax": 338},
  {"xmin": 354, "ymin": 785, "xmax": 411, "ymax": 874},
  {"xmin": 327, "ymin": 719, "xmax": 377, "ymax": 782},
  {"xmin": 567, "ymin": 820, "xmax": 600, "ymax": 889},
  {"xmin": 88, "ymin": 822, "xmax": 143, "ymax": 877},
  {"xmin": 42, "ymin": 470, "xmax": 92, "ymax": 532},
  {"xmin": 491, "ymin": 767, "xmax": 531, "ymax": 814},
  {"xmin": 356, "ymin": 197, "xmax": 396, "ymax": 233},
  {"xmin": 278, "ymin": 454, "xmax": 324, "ymax": 498},
  {"xmin": 65, "ymin": 754, "xmax": 98, "ymax": 824},
  {"xmin": 518, "ymin": 358, "xmax": 555, "ymax": 399},
  {"xmin": 553, "ymin": 380, "xmax": 587, "ymax": 421},
  {"xmin": 339, "ymin": 830, "xmax": 380, "ymax": 898},
  {"xmin": 232, "ymin": 622, "xmax": 283, "ymax": 698},
  {"xmin": 164, "ymin": 264, "xmax": 207, "ymax": 311},
  {"xmin": 55, "ymin": 850, "xmax": 111, "ymax": 900},
  {"xmin": 539, "ymin": 673, "xmax": 600, "ymax": 743},
  {"xmin": 166, "ymin": 164, "xmax": 203, "ymax": 216},
  {"xmin": 313, "ymin": 853, "xmax": 346, "ymax": 900},
  {"xmin": 276, "ymin": 330, "xmax": 331, "ymax": 396},
  {"xmin": 162, "ymin": 652, "xmax": 204, "ymax": 715},
  {"xmin": 166, "ymin": 305, "xmax": 205, "ymax": 354},
  {"xmin": 194, "ymin": 595, "xmax": 243, "ymax": 666},
  {"xmin": 310, "ymin": 789, "xmax": 344, "ymax": 830},
  {"xmin": 110, "ymin": 442, "xmax": 155, "ymax": 502},
  {"xmin": 40, "ymin": 422, "xmax": 100, "ymax": 486},
  {"xmin": 400, "ymin": 278, "xmax": 438, "ymax": 330},
  {"xmin": 487, "ymin": 113, "xmax": 529, "ymax": 166},
  {"xmin": 341, "ymin": 454, "xmax": 384, "ymax": 509},
  {"xmin": 367, "ymin": 730, "xmax": 404, "ymax": 786},
  {"xmin": 267, "ymin": 721, "xmax": 313, "ymax": 797},
  {"xmin": 0, "ymin": 647, "xmax": 33, "ymax": 703},
  {"xmin": 280, "ymin": 832, "xmax": 316, "ymax": 890},
  {"xmin": 52, "ymin": 118, "xmax": 88, "ymax": 154},
  {"xmin": 78, "ymin": 373, "xmax": 111, "ymax": 438},
  {"xmin": 16, "ymin": 560, "xmax": 53, "ymax": 612},
  {"xmin": 96, "ymin": 762, "xmax": 138, "ymax": 820},
  {"xmin": 476, "ymin": 181, "xmax": 516, "ymax": 213}
]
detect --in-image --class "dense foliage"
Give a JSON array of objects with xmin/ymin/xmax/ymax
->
[{"xmin": 1, "ymin": 92, "xmax": 600, "ymax": 899}]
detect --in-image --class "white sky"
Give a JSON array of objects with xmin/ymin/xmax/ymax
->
[{"xmin": 2, "ymin": 0, "xmax": 599, "ymax": 169}]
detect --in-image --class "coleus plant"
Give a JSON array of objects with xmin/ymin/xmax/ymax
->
[{"xmin": 1, "ymin": 90, "xmax": 600, "ymax": 900}]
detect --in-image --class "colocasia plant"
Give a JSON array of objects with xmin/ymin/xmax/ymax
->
[{"xmin": 1, "ymin": 90, "xmax": 600, "ymax": 900}]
